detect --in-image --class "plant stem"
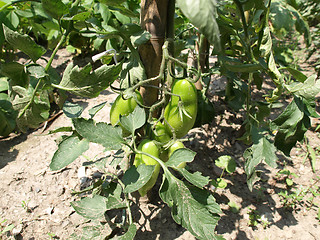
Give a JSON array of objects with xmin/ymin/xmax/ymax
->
[
  {"xmin": 19, "ymin": 31, "xmax": 69, "ymax": 119},
  {"xmin": 45, "ymin": 34, "xmax": 67, "ymax": 72}
]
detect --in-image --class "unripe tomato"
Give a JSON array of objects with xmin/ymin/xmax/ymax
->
[
  {"xmin": 164, "ymin": 79, "xmax": 197, "ymax": 138},
  {"xmin": 151, "ymin": 121, "xmax": 171, "ymax": 143},
  {"xmin": 110, "ymin": 91, "xmax": 142, "ymax": 135},
  {"xmin": 134, "ymin": 139, "xmax": 160, "ymax": 196},
  {"xmin": 168, "ymin": 141, "xmax": 186, "ymax": 168}
]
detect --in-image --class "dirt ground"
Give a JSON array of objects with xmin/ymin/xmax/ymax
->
[{"xmin": 0, "ymin": 49, "xmax": 320, "ymax": 240}]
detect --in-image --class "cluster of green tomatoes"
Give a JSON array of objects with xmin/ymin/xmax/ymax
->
[{"xmin": 110, "ymin": 79, "xmax": 198, "ymax": 196}]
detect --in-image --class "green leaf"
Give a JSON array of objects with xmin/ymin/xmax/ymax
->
[
  {"xmin": 286, "ymin": 178, "xmax": 294, "ymax": 186},
  {"xmin": 259, "ymin": 26, "xmax": 272, "ymax": 57},
  {"xmin": 26, "ymin": 64, "xmax": 47, "ymax": 79},
  {"xmin": 286, "ymin": 75, "xmax": 320, "ymax": 100},
  {"xmin": 11, "ymin": 85, "xmax": 51, "ymax": 132},
  {"xmin": 211, "ymin": 178, "xmax": 227, "ymax": 189},
  {"xmin": 166, "ymin": 148, "xmax": 196, "ymax": 168},
  {"xmin": 50, "ymin": 134, "xmax": 89, "ymax": 171},
  {"xmin": 58, "ymin": 62, "xmax": 122, "ymax": 98},
  {"xmin": 88, "ymin": 102, "xmax": 107, "ymax": 118},
  {"xmin": 3, "ymin": 24, "xmax": 46, "ymax": 62},
  {"xmin": 228, "ymin": 201, "xmax": 240, "ymax": 213},
  {"xmin": 72, "ymin": 118, "xmax": 124, "ymax": 150},
  {"xmin": 0, "ymin": 98, "xmax": 17, "ymax": 137},
  {"xmin": 63, "ymin": 101, "xmax": 84, "ymax": 119},
  {"xmin": 130, "ymin": 30, "xmax": 151, "ymax": 47},
  {"xmin": 0, "ymin": 77, "xmax": 8, "ymax": 92},
  {"xmin": 272, "ymin": 97, "xmax": 311, "ymax": 155},
  {"xmin": 119, "ymin": 106, "xmax": 146, "ymax": 134},
  {"xmin": 110, "ymin": 224, "xmax": 137, "ymax": 240},
  {"xmin": 280, "ymin": 67, "xmax": 307, "ymax": 83},
  {"xmin": 41, "ymin": 0, "xmax": 68, "ymax": 20},
  {"xmin": 215, "ymin": 155, "xmax": 236, "ymax": 173},
  {"xmin": 176, "ymin": 0, "xmax": 221, "ymax": 51},
  {"xmin": 79, "ymin": 226, "xmax": 107, "ymax": 240},
  {"xmin": 244, "ymin": 129, "xmax": 277, "ymax": 178},
  {"xmin": 122, "ymin": 164, "xmax": 155, "ymax": 193},
  {"xmin": 120, "ymin": 55, "xmax": 146, "ymax": 89},
  {"xmin": 160, "ymin": 172, "xmax": 222, "ymax": 240},
  {"xmin": 71, "ymin": 195, "xmax": 108, "ymax": 220},
  {"xmin": 0, "ymin": 62, "xmax": 29, "ymax": 87},
  {"xmin": 307, "ymin": 145, "xmax": 317, "ymax": 173},
  {"xmin": 178, "ymin": 168, "xmax": 210, "ymax": 189},
  {"xmin": 48, "ymin": 126, "xmax": 73, "ymax": 134}
]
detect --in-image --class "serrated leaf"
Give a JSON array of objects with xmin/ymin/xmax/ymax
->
[
  {"xmin": 0, "ymin": 62, "xmax": 29, "ymax": 87},
  {"xmin": 71, "ymin": 195, "xmax": 108, "ymax": 220},
  {"xmin": 178, "ymin": 168, "xmax": 210, "ymax": 189},
  {"xmin": 272, "ymin": 97, "xmax": 311, "ymax": 155},
  {"xmin": 122, "ymin": 164, "xmax": 155, "ymax": 193},
  {"xmin": 3, "ymin": 24, "xmax": 46, "ymax": 62},
  {"xmin": 160, "ymin": 172, "xmax": 222, "ymax": 240},
  {"xmin": 63, "ymin": 101, "xmax": 83, "ymax": 119},
  {"xmin": 72, "ymin": 118, "xmax": 124, "ymax": 150},
  {"xmin": 58, "ymin": 62, "xmax": 122, "ymax": 98},
  {"xmin": 166, "ymin": 148, "xmax": 196, "ymax": 168},
  {"xmin": 120, "ymin": 54, "xmax": 146, "ymax": 89},
  {"xmin": 119, "ymin": 106, "xmax": 146, "ymax": 134},
  {"xmin": 110, "ymin": 224, "xmax": 137, "ymax": 240},
  {"xmin": 41, "ymin": 0, "xmax": 68, "ymax": 20},
  {"xmin": 286, "ymin": 75, "xmax": 320, "ymax": 100},
  {"xmin": 176, "ymin": 0, "xmax": 220, "ymax": 51},
  {"xmin": 50, "ymin": 134, "xmax": 89, "ymax": 171},
  {"xmin": 11, "ymin": 85, "xmax": 50, "ymax": 131},
  {"xmin": 244, "ymin": 129, "xmax": 277, "ymax": 177}
]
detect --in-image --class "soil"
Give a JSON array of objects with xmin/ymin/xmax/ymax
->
[{"xmin": 0, "ymin": 49, "xmax": 320, "ymax": 240}]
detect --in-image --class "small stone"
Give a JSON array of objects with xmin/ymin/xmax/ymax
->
[{"xmin": 12, "ymin": 223, "xmax": 23, "ymax": 236}]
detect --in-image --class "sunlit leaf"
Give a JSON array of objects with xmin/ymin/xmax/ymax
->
[
  {"xmin": 72, "ymin": 118, "xmax": 124, "ymax": 150},
  {"xmin": 160, "ymin": 171, "xmax": 222, "ymax": 240},
  {"xmin": 3, "ymin": 24, "xmax": 46, "ymax": 62},
  {"xmin": 50, "ymin": 134, "xmax": 89, "ymax": 171}
]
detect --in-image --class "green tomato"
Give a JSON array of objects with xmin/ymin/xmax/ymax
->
[
  {"xmin": 134, "ymin": 139, "xmax": 160, "ymax": 196},
  {"xmin": 164, "ymin": 79, "xmax": 197, "ymax": 138},
  {"xmin": 168, "ymin": 141, "xmax": 186, "ymax": 168},
  {"xmin": 151, "ymin": 121, "xmax": 171, "ymax": 143},
  {"xmin": 110, "ymin": 91, "xmax": 142, "ymax": 135}
]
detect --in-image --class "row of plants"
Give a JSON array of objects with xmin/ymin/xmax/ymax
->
[{"xmin": 1, "ymin": 0, "xmax": 319, "ymax": 239}]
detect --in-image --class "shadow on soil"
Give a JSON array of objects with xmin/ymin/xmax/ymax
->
[
  {"xmin": 184, "ymin": 100, "xmax": 300, "ymax": 239},
  {"xmin": 0, "ymin": 133, "xmax": 27, "ymax": 169}
]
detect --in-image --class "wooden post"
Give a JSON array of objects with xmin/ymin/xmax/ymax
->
[{"xmin": 139, "ymin": 0, "xmax": 169, "ymax": 107}]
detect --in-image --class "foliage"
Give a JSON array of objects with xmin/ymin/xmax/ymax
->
[{"xmin": 1, "ymin": 0, "xmax": 319, "ymax": 239}]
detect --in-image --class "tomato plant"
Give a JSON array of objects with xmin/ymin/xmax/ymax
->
[{"xmin": 1, "ymin": 0, "xmax": 320, "ymax": 239}]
